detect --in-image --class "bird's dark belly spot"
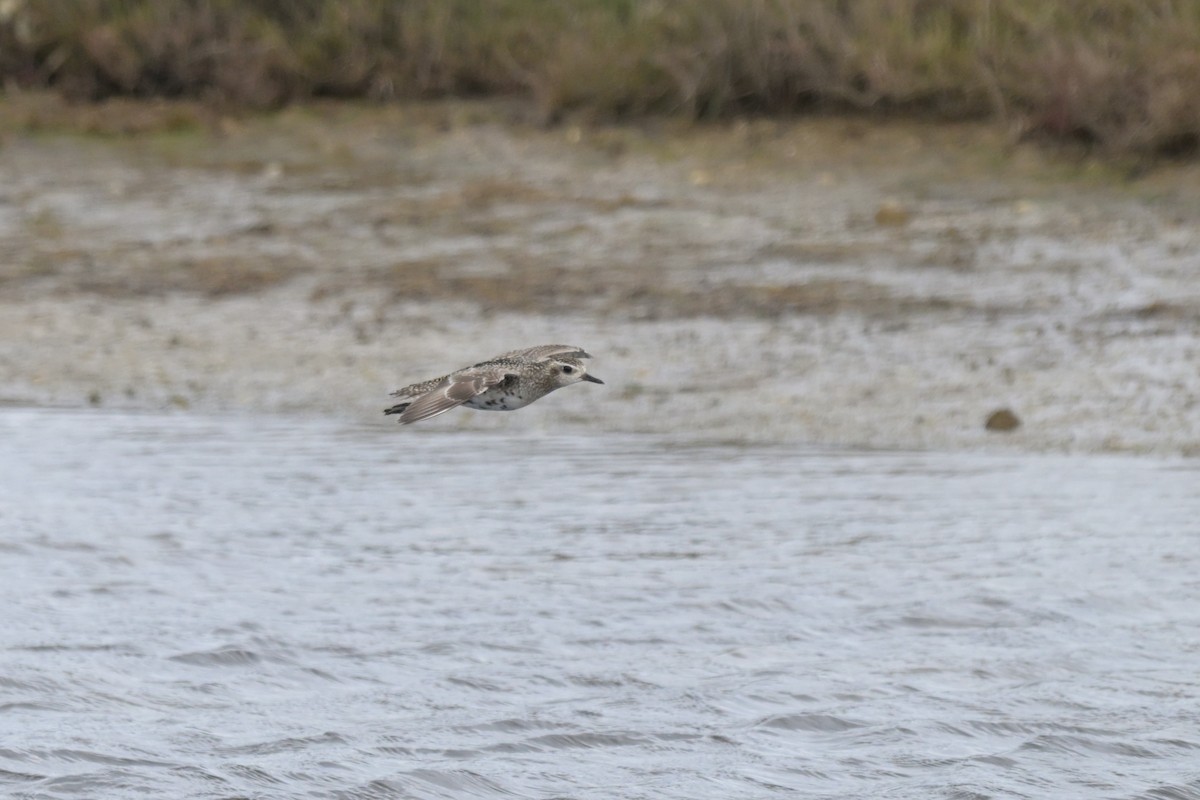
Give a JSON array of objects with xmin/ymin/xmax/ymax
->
[{"xmin": 471, "ymin": 392, "xmax": 517, "ymax": 411}]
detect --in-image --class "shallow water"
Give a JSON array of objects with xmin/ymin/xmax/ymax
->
[{"xmin": 1, "ymin": 408, "xmax": 1198, "ymax": 799}]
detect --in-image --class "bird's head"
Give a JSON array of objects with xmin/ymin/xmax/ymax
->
[{"xmin": 548, "ymin": 358, "xmax": 604, "ymax": 388}]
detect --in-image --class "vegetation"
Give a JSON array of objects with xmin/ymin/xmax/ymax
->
[{"xmin": 3, "ymin": 0, "xmax": 1200, "ymax": 154}]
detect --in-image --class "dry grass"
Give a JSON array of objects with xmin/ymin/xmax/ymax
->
[
  {"xmin": 0, "ymin": 90, "xmax": 213, "ymax": 134},
  {"xmin": 3, "ymin": 1, "xmax": 1200, "ymax": 154}
]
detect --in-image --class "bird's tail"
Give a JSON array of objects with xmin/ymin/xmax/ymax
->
[{"xmin": 383, "ymin": 402, "xmax": 411, "ymax": 417}]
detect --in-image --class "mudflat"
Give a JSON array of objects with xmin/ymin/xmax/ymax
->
[{"xmin": 3, "ymin": 97, "xmax": 1199, "ymax": 453}]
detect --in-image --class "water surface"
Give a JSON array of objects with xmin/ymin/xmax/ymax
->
[{"xmin": 1, "ymin": 408, "xmax": 1198, "ymax": 799}]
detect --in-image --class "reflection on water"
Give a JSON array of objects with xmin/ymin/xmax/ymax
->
[{"xmin": 1, "ymin": 408, "xmax": 1198, "ymax": 799}]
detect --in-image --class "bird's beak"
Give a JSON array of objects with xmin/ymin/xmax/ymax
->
[{"xmin": 583, "ymin": 373, "xmax": 604, "ymax": 384}]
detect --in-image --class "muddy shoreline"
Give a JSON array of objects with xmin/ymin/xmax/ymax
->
[{"xmin": 3, "ymin": 100, "xmax": 1199, "ymax": 453}]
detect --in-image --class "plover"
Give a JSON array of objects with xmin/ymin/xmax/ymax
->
[{"xmin": 384, "ymin": 344, "xmax": 603, "ymax": 425}]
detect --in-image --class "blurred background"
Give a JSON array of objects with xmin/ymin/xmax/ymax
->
[
  {"xmin": 2, "ymin": 4, "xmax": 1200, "ymax": 799},
  {"xmin": 1, "ymin": 0, "xmax": 1198, "ymax": 450}
]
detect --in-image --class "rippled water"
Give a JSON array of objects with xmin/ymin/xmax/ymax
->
[{"xmin": 2, "ymin": 408, "xmax": 1198, "ymax": 799}]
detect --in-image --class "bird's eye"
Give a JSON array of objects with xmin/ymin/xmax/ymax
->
[{"xmin": 562, "ymin": 365, "xmax": 575, "ymax": 374}]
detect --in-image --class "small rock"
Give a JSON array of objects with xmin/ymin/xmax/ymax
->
[
  {"xmin": 985, "ymin": 408, "xmax": 1021, "ymax": 432},
  {"xmin": 242, "ymin": 220, "xmax": 275, "ymax": 235},
  {"xmin": 874, "ymin": 201, "xmax": 911, "ymax": 227}
]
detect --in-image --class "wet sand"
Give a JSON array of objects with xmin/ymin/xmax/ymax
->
[{"xmin": 2, "ymin": 99, "xmax": 1199, "ymax": 452}]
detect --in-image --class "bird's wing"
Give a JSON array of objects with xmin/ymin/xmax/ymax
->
[
  {"xmin": 396, "ymin": 366, "xmax": 514, "ymax": 424},
  {"xmin": 495, "ymin": 344, "xmax": 591, "ymax": 362},
  {"xmin": 389, "ymin": 375, "xmax": 445, "ymax": 399}
]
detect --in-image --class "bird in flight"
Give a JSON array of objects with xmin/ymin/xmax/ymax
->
[{"xmin": 384, "ymin": 344, "xmax": 603, "ymax": 425}]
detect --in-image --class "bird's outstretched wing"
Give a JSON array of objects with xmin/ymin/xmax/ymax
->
[
  {"xmin": 388, "ymin": 375, "xmax": 444, "ymax": 400},
  {"xmin": 394, "ymin": 366, "xmax": 514, "ymax": 424},
  {"xmin": 494, "ymin": 344, "xmax": 591, "ymax": 362}
]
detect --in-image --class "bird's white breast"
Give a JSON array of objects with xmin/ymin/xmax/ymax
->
[{"xmin": 465, "ymin": 388, "xmax": 534, "ymax": 411}]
